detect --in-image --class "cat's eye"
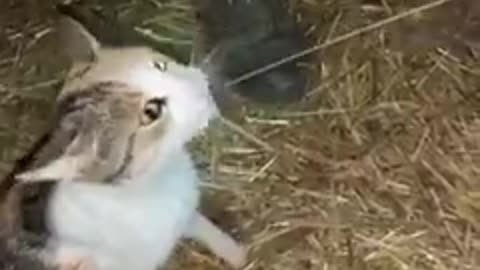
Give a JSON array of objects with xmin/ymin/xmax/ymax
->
[
  {"xmin": 141, "ymin": 98, "xmax": 167, "ymax": 126},
  {"xmin": 153, "ymin": 60, "xmax": 168, "ymax": 72}
]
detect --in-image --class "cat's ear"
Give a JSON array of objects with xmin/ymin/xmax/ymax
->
[{"xmin": 57, "ymin": 16, "xmax": 100, "ymax": 63}]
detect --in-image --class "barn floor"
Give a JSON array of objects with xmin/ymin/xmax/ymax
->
[{"xmin": 1, "ymin": 0, "xmax": 479, "ymax": 270}]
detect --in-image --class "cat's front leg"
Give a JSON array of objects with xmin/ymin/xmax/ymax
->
[{"xmin": 185, "ymin": 211, "xmax": 247, "ymax": 268}]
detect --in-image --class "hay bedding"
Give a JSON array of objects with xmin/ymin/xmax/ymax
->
[{"xmin": 0, "ymin": 0, "xmax": 479, "ymax": 269}]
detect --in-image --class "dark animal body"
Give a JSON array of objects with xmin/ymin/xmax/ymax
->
[{"xmin": 191, "ymin": 0, "xmax": 310, "ymax": 106}]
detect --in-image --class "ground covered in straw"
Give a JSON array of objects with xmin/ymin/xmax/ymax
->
[{"xmin": 0, "ymin": 0, "xmax": 479, "ymax": 270}]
